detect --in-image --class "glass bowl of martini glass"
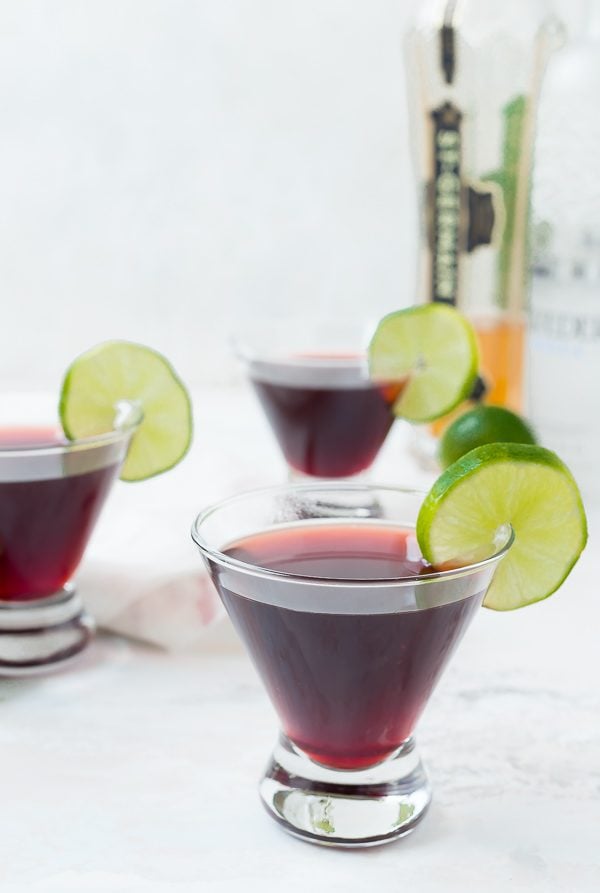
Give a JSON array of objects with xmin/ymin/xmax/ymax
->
[{"xmin": 233, "ymin": 317, "xmax": 405, "ymax": 481}]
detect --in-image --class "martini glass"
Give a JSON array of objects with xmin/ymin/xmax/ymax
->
[
  {"xmin": 234, "ymin": 318, "xmax": 404, "ymax": 482},
  {"xmin": 0, "ymin": 395, "xmax": 136, "ymax": 675},
  {"xmin": 192, "ymin": 482, "xmax": 512, "ymax": 847}
]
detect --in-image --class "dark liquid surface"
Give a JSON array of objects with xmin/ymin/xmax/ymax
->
[
  {"xmin": 250, "ymin": 357, "xmax": 401, "ymax": 477},
  {"xmin": 0, "ymin": 427, "xmax": 119, "ymax": 601},
  {"xmin": 211, "ymin": 524, "xmax": 482, "ymax": 769}
]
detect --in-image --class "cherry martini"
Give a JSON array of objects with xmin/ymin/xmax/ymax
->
[{"xmin": 0, "ymin": 342, "xmax": 192, "ymax": 675}]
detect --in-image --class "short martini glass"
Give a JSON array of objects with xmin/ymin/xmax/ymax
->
[
  {"xmin": 0, "ymin": 395, "xmax": 137, "ymax": 675},
  {"xmin": 192, "ymin": 482, "xmax": 512, "ymax": 847},
  {"xmin": 234, "ymin": 319, "xmax": 405, "ymax": 481}
]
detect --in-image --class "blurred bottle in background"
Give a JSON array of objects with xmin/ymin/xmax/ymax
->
[
  {"xmin": 529, "ymin": 0, "xmax": 600, "ymax": 506},
  {"xmin": 404, "ymin": 0, "xmax": 559, "ymax": 451}
]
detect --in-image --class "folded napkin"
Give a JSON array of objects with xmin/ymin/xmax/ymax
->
[
  {"xmin": 79, "ymin": 560, "xmax": 223, "ymax": 652},
  {"xmin": 79, "ymin": 490, "xmax": 224, "ymax": 650}
]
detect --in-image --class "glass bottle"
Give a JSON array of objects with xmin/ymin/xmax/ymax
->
[
  {"xmin": 529, "ymin": 0, "xmax": 600, "ymax": 505},
  {"xmin": 404, "ymin": 0, "xmax": 559, "ymax": 438}
]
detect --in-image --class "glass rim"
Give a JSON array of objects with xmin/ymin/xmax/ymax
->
[
  {"xmin": 191, "ymin": 482, "xmax": 514, "ymax": 589},
  {"xmin": 0, "ymin": 399, "xmax": 142, "ymax": 460},
  {"xmin": 231, "ymin": 334, "xmax": 371, "ymax": 369},
  {"xmin": 0, "ymin": 424, "xmax": 136, "ymax": 460},
  {"xmin": 230, "ymin": 315, "xmax": 382, "ymax": 365},
  {"xmin": 233, "ymin": 344, "xmax": 369, "ymax": 368}
]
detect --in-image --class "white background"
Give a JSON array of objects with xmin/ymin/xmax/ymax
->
[
  {"xmin": 0, "ymin": 0, "xmax": 423, "ymax": 392},
  {"xmin": 1, "ymin": 5, "xmax": 598, "ymax": 890}
]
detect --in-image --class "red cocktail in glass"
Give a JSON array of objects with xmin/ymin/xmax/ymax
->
[
  {"xmin": 0, "ymin": 427, "xmax": 119, "ymax": 600},
  {"xmin": 0, "ymin": 398, "xmax": 133, "ymax": 674},
  {"xmin": 221, "ymin": 523, "xmax": 481, "ymax": 770},
  {"xmin": 249, "ymin": 356, "xmax": 402, "ymax": 478},
  {"xmin": 193, "ymin": 483, "xmax": 511, "ymax": 846},
  {"xmin": 235, "ymin": 321, "xmax": 403, "ymax": 479}
]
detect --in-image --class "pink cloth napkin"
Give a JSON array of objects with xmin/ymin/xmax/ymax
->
[
  {"xmin": 79, "ymin": 560, "xmax": 222, "ymax": 651},
  {"xmin": 77, "ymin": 462, "xmax": 228, "ymax": 651}
]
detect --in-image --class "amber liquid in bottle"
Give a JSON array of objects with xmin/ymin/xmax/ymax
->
[{"xmin": 431, "ymin": 316, "xmax": 526, "ymax": 434}]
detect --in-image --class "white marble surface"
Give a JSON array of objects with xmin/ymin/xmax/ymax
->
[{"xmin": 1, "ymin": 387, "xmax": 599, "ymax": 891}]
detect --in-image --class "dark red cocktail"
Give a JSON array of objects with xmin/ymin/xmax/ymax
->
[
  {"xmin": 218, "ymin": 523, "xmax": 481, "ymax": 769},
  {"xmin": 248, "ymin": 355, "xmax": 403, "ymax": 478},
  {"xmin": 0, "ymin": 428, "xmax": 120, "ymax": 601},
  {"xmin": 0, "ymin": 418, "xmax": 131, "ymax": 674},
  {"xmin": 193, "ymin": 483, "xmax": 508, "ymax": 845}
]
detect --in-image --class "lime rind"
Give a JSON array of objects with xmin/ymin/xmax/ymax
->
[
  {"xmin": 417, "ymin": 443, "xmax": 588, "ymax": 611},
  {"xmin": 368, "ymin": 304, "xmax": 479, "ymax": 423},
  {"xmin": 60, "ymin": 340, "xmax": 193, "ymax": 482}
]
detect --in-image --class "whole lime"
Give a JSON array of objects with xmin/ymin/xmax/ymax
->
[{"xmin": 439, "ymin": 405, "xmax": 537, "ymax": 469}]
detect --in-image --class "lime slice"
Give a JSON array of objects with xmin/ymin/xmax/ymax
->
[
  {"xmin": 439, "ymin": 405, "xmax": 537, "ymax": 469},
  {"xmin": 60, "ymin": 340, "xmax": 192, "ymax": 482},
  {"xmin": 417, "ymin": 443, "xmax": 587, "ymax": 610},
  {"xmin": 368, "ymin": 305, "xmax": 479, "ymax": 422}
]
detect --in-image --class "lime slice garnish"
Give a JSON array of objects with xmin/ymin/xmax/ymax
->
[
  {"xmin": 60, "ymin": 340, "xmax": 192, "ymax": 482},
  {"xmin": 368, "ymin": 305, "xmax": 479, "ymax": 422},
  {"xmin": 439, "ymin": 405, "xmax": 537, "ymax": 469},
  {"xmin": 417, "ymin": 443, "xmax": 587, "ymax": 610}
]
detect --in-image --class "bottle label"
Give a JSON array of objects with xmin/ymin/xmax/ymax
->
[
  {"xmin": 430, "ymin": 102, "xmax": 462, "ymax": 305},
  {"xmin": 481, "ymin": 95, "xmax": 529, "ymax": 311}
]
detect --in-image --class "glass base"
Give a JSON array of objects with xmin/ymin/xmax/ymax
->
[
  {"xmin": 260, "ymin": 734, "xmax": 431, "ymax": 848},
  {"xmin": 0, "ymin": 586, "xmax": 94, "ymax": 676}
]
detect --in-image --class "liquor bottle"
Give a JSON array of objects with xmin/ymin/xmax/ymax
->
[
  {"xmin": 529, "ymin": 0, "xmax": 600, "ymax": 505},
  {"xmin": 404, "ymin": 0, "xmax": 559, "ymax": 435}
]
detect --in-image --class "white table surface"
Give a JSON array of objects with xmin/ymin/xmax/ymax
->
[{"xmin": 1, "ymin": 387, "xmax": 599, "ymax": 892}]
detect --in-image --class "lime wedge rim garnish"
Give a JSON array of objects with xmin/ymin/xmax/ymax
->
[
  {"xmin": 367, "ymin": 304, "xmax": 479, "ymax": 423},
  {"xmin": 416, "ymin": 443, "xmax": 588, "ymax": 611},
  {"xmin": 59, "ymin": 340, "xmax": 193, "ymax": 482}
]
